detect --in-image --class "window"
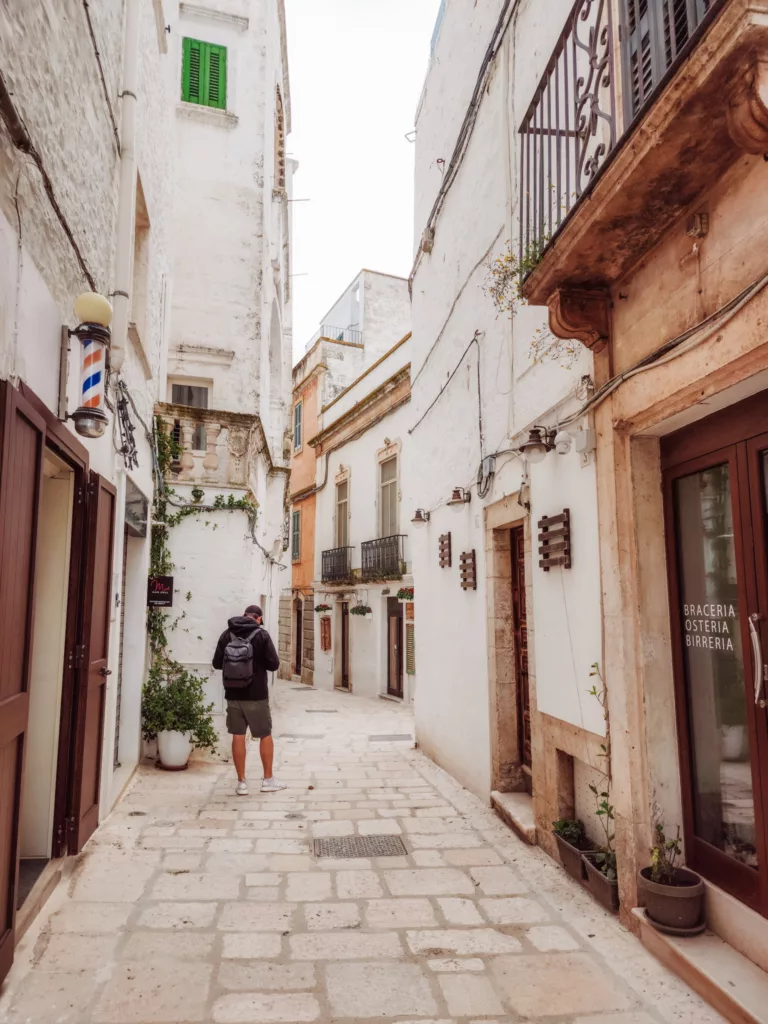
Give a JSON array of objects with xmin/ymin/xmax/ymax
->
[
  {"xmin": 380, "ymin": 456, "xmax": 398, "ymax": 537},
  {"xmin": 172, "ymin": 383, "xmax": 208, "ymax": 451},
  {"xmin": 320, "ymin": 616, "xmax": 332, "ymax": 653},
  {"xmin": 291, "ymin": 509, "xmax": 301, "ymax": 562},
  {"xmin": 336, "ymin": 481, "xmax": 349, "ymax": 548},
  {"xmin": 293, "ymin": 402, "xmax": 303, "ymax": 451},
  {"xmin": 182, "ymin": 38, "xmax": 227, "ymax": 109}
]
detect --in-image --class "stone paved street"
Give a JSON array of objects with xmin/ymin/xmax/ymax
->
[{"xmin": 0, "ymin": 683, "xmax": 726, "ymax": 1024}]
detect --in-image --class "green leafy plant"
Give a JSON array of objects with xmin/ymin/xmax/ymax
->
[
  {"xmin": 485, "ymin": 237, "xmax": 549, "ymax": 318},
  {"xmin": 552, "ymin": 819, "xmax": 587, "ymax": 847},
  {"xmin": 396, "ymin": 587, "xmax": 414, "ymax": 601},
  {"xmin": 349, "ymin": 605, "xmax": 372, "ymax": 616},
  {"xmin": 315, "ymin": 604, "xmax": 331, "ymax": 613},
  {"xmin": 141, "ymin": 660, "xmax": 217, "ymax": 750},
  {"xmin": 588, "ymin": 783, "xmax": 617, "ymax": 880},
  {"xmin": 650, "ymin": 821, "xmax": 683, "ymax": 885}
]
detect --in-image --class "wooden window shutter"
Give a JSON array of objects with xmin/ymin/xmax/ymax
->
[
  {"xmin": 405, "ymin": 623, "xmax": 415, "ymax": 675},
  {"xmin": 320, "ymin": 616, "xmax": 331, "ymax": 652},
  {"xmin": 182, "ymin": 38, "xmax": 202, "ymax": 104},
  {"xmin": 205, "ymin": 44, "xmax": 227, "ymax": 110}
]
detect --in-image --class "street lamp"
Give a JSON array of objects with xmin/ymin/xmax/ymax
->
[
  {"xmin": 518, "ymin": 426, "xmax": 555, "ymax": 464},
  {"xmin": 411, "ymin": 509, "xmax": 430, "ymax": 527},
  {"xmin": 447, "ymin": 486, "xmax": 471, "ymax": 512},
  {"xmin": 70, "ymin": 292, "xmax": 112, "ymax": 439}
]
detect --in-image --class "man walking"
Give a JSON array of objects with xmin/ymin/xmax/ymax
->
[{"xmin": 212, "ymin": 604, "xmax": 287, "ymax": 795}]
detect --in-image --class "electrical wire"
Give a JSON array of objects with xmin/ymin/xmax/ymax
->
[{"xmin": 408, "ymin": 331, "xmax": 480, "ymax": 436}]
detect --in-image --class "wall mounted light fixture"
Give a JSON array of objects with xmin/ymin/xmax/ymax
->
[
  {"xmin": 447, "ymin": 486, "xmax": 471, "ymax": 512},
  {"xmin": 411, "ymin": 509, "xmax": 430, "ymax": 527},
  {"xmin": 518, "ymin": 426, "xmax": 556, "ymax": 464}
]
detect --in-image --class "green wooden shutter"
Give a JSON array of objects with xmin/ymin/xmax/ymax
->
[
  {"xmin": 205, "ymin": 44, "xmax": 227, "ymax": 109},
  {"xmin": 405, "ymin": 623, "xmax": 415, "ymax": 675},
  {"xmin": 182, "ymin": 38, "xmax": 203, "ymax": 103}
]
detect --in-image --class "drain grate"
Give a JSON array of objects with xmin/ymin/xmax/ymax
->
[
  {"xmin": 305, "ymin": 709, "xmax": 338, "ymax": 714},
  {"xmin": 313, "ymin": 835, "xmax": 408, "ymax": 859},
  {"xmin": 292, "ymin": 686, "xmax": 314, "ymax": 691},
  {"xmin": 369, "ymin": 734, "xmax": 413, "ymax": 742},
  {"xmin": 279, "ymin": 733, "xmax": 324, "ymax": 739}
]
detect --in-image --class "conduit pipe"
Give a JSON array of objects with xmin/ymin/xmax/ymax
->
[{"xmin": 111, "ymin": 0, "xmax": 140, "ymax": 374}]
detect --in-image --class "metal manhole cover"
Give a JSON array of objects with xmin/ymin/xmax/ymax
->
[
  {"xmin": 305, "ymin": 709, "xmax": 337, "ymax": 714},
  {"xmin": 369, "ymin": 734, "xmax": 413, "ymax": 742},
  {"xmin": 314, "ymin": 835, "xmax": 408, "ymax": 859}
]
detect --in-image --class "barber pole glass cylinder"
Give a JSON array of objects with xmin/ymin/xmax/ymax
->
[{"xmin": 71, "ymin": 292, "xmax": 112, "ymax": 439}]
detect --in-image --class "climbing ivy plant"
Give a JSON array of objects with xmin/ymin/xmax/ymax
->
[{"xmin": 142, "ymin": 417, "xmax": 260, "ymax": 751}]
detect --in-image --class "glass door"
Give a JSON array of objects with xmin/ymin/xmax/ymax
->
[{"xmin": 665, "ymin": 440, "xmax": 768, "ymax": 914}]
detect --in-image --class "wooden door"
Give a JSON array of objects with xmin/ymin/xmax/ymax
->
[
  {"xmin": 387, "ymin": 600, "xmax": 404, "ymax": 699},
  {"xmin": 295, "ymin": 602, "xmax": 303, "ymax": 676},
  {"xmin": 340, "ymin": 603, "xmax": 350, "ymax": 690},
  {"xmin": 0, "ymin": 385, "xmax": 45, "ymax": 985},
  {"xmin": 511, "ymin": 527, "xmax": 532, "ymax": 791},
  {"xmin": 70, "ymin": 472, "xmax": 115, "ymax": 853}
]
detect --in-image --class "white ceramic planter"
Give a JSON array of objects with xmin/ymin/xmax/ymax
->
[{"xmin": 157, "ymin": 730, "xmax": 193, "ymax": 770}]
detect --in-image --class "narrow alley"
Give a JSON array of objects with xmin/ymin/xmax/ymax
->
[{"xmin": 0, "ymin": 683, "xmax": 724, "ymax": 1024}]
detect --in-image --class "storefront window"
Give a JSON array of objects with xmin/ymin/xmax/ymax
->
[{"xmin": 674, "ymin": 464, "xmax": 757, "ymax": 868}]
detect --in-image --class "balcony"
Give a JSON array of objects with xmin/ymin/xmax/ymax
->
[
  {"xmin": 322, "ymin": 546, "xmax": 354, "ymax": 582},
  {"xmin": 519, "ymin": 0, "xmax": 767, "ymax": 340},
  {"xmin": 305, "ymin": 325, "xmax": 362, "ymax": 353},
  {"xmin": 361, "ymin": 535, "xmax": 406, "ymax": 579}
]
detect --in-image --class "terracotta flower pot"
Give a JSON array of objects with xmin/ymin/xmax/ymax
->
[
  {"xmin": 554, "ymin": 833, "xmax": 592, "ymax": 883},
  {"xmin": 637, "ymin": 866, "xmax": 705, "ymax": 934},
  {"xmin": 583, "ymin": 854, "xmax": 620, "ymax": 913}
]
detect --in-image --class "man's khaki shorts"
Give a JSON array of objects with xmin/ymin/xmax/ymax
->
[{"xmin": 226, "ymin": 699, "xmax": 272, "ymax": 738}]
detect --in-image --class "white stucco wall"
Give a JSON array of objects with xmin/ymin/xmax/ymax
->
[
  {"xmin": 0, "ymin": 0, "xmax": 174, "ymax": 817},
  {"xmin": 164, "ymin": 0, "xmax": 293, "ymax": 697},
  {"xmin": 407, "ymin": 0, "xmax": 604, "ymax": 800}
]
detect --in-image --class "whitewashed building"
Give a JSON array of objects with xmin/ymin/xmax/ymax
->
[
  {"xmin": 407, "ymin": 0, "xmax": 604, "ymax": 846},
  {"xmin": 310, "ymin": 333, "xmax": 415, "ymax": 703},
  {"xmin": 156, "ymin": 0, "xmax": 294, "ymax": 725},
  {"xmin": 0, "ymin": 0, "xmax": 173, "ymax": 973}
]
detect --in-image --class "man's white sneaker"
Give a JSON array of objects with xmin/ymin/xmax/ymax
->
[
  {"xmin": 235, "ymin": 780, "xmax": 249, "ymax": 796},
  {"xmin": 261, "ymin": 777, "xmax": 288, "ymax": 793}
]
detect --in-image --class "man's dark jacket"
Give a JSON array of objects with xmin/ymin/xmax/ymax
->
[{"xmin": 212, "ymin": 616, "xmax": 279, "ymax": 702}]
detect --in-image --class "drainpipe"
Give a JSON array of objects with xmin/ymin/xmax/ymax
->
[{"xmin": 110, "ymin": 0, "xmax": 140, "ymax": 374}]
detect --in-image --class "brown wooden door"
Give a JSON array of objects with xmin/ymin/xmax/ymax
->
[
  {"xmin": 0, "ymin": 385, "xmax": 45, "ymax": 985},
  {"xmin": 340, "ymin": 603, "xmax": 350, "ymax": 690},
  {"xmin": 511, "ymin": 527, "xmax": 532, "ymax": 790},
  {"xmin": 295, "ymin": 602, "xmax": 303, "ymax": 676},
  {"xmin": 70, "ymin": 472, "xmax": 115, "ymax": 853},
  {"xmin": 387, "ymin": 600, "xmax": 403, "ymax": 699}
]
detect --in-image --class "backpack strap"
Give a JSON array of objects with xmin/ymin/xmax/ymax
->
[{"xmin": 244, "ymin": 628, "xmax": 260, "ymax": 643}]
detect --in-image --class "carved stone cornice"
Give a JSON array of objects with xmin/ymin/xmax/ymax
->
[
  {"xmin": 547, "ymin": 289, "xmax": 610, "ymax": 352},
  {"xmin": 727, "ymin": 49, "xmax": 768, "ymax": 154}
]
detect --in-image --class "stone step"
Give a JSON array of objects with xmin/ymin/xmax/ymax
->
[{"xmin": 491, "ymin": 790, "xmax": 536, "ymax": 845}]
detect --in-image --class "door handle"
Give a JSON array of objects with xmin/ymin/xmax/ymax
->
[
  {"xmin": 99, "ymin": 667, "xmax": 113, "ymax": 677},
  {"xmin": 748, "ymin": 614, "xmax": 767, "ymax": 709}
]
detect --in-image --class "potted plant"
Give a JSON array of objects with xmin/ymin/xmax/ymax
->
[
  {"xmin": 552, "ymin": 819, "xmax": 594, "ymax": 882},
  {"xmin": 350, "ymin": 604, "xmax": 372, "ymax": 618},
  {"xmin": 142, "ymin": 661, "xmax": 217, "ymax": 770},
  {"xmin": 315, "ymin": 603, "xmax": 331, "ymax": 613},
  {"xmin": 396, "ymin": 587, "xmax": 414, "ymax": 602},
  {"xmin": 637, "ymin": 821, "xmax": 705, "ymax": 935},
  {"xmin": 582, "ymin": 784, "xmax": 620, "ymax": 912}
]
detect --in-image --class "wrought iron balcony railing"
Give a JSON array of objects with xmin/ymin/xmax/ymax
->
[
  {"xmin": 322, "ymin": 546, "xmax": 354, "ymax": 582},
  {"xmin": 361, "ymin": 535, "xmax": 406, "ymax": 579},
  {"xmin": 519, "ymin": 0, "xmax": 719, "ymax": 263}
]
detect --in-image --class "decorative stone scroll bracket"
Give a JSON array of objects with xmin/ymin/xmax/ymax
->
[
  {"xmin": 547, "ymin": 288, "xmax": 611, "ymax": 352},
  {"xmin": 727, "ymin": 48, "xmax": 768, "ymax": 155}
]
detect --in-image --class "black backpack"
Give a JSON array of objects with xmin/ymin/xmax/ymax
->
[{"xmin": 222, "ymin": 628, "xmax": 260, "ymax": 688}]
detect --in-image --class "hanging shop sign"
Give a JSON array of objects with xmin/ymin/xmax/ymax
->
[{"xmin": 147, "ymin": 576, "xmax": 174, "ymax": 607}]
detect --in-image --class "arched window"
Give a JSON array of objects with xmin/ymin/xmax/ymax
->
[{"xmin": 274, "ymin": 87, "xmax": 286, "ymax": 192}]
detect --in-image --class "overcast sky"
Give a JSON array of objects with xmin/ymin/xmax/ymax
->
[{"xmin": 284, "ymin": 0, "xmax": 441, "ymax": 360}]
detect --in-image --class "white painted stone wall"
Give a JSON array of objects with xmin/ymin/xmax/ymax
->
[
  {"xmin": 407, "ymin": 0, "xmax": 604, "ymax": 800},
  {"xmin": 312, "ymin": 338, "xmax": 414, "ymax": 703},
  {"xmin": 0, "ymin": 0, "xmax": 174, "ymax": 815},
  {"xmin": 164, "ymin": 0, "xmax": 293, "ymax": 710}
]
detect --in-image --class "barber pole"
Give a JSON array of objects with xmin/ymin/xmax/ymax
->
[{"xmin": 70, "ymin": 292, "xmax": 113, "ymax": 439}]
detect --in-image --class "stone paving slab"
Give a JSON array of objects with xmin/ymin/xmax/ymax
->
[{"xmin": 0, "ymin": 681, "xmax": 727, "ymax": 1024}]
